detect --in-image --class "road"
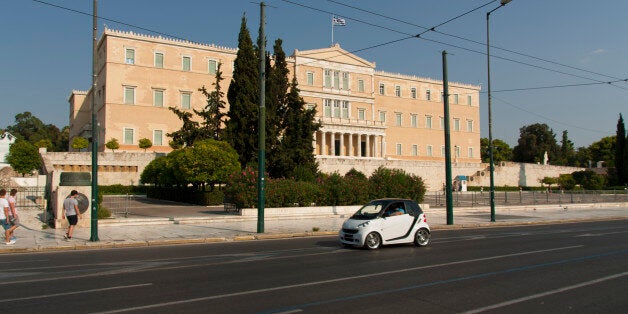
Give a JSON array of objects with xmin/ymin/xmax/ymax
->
[{"xmin": 1, "ymin": 219, "xmax": 627, "ymax": 313}]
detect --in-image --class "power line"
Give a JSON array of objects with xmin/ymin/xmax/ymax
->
[
  {"xmin": 327, "ymin": 0, "xmax": 627, "ymax": 83},
  {"xmin": 491, "ymin": 95, "xmax": 610, "ymax": 134},
  {"xmin": 490, "ymin": 80, "xmax": 627, "ymax": 93}
]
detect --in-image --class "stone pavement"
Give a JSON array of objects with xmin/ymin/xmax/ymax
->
[{"xmin": 1, "ymin": 202, "xmax": 627, "ymax": 254}]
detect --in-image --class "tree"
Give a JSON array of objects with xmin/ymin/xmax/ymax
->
[
  {"xmin": 6, "ymin": 140, "xmax": 41, "ymax": 176},
  {"xmin": 572, "ymin": 170, "xmax": 606, "ymax": 190},
  {"xmin": 588, "ymin": 136, "xmax": 615, "ymax": 168},
  {"xmin": 138, "ymin": 138, "xmax": 153, "ymax": 152},
  {"xmin": 557, "ymin": 130, "xmax": 576, "ymax": 166},
  {"xmin": 225, "ymin": 15, "xmax": 259, "ymax": 167},
  {"xmin": 265, "ymin": 39, "xmax": 290, "ymax": 178},
  {"xmin": 105, "ymin": 138, "xmax": 120, "ymax": 152},
  {"xmin": 71, "ymin": 137, "xmax": 89, "ymax": 151},
  {"xmin": 34, "ymin": 139, "xmax": 52, "ymax": 150},
  {"xmin": 540, "ymin": 176, "xmax": 557, "ymax": 191},
  {"xmin": 512, "ymin": 123, "xmax": 559, "ymax": 163},
  {"xmin": 5, "ymin": 111, "xmax": 68, "ymax": 152},
  {"xmin": 480, "ymin": 138, "xmax": 512, "ymax": 163},
  {"xmin": 196, "ymin": 62, "xmax": 227, "ymax": 141},
  {"xmin": 167, "ymin": 107, "xmax": 200, "ymax": 148},
  {"xmin": 615, "ymin": 114, "xmax": 626, "ymax": 185}
]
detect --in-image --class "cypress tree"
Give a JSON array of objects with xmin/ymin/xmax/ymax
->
[
  {"xmin": 616, "ymin": 114, "xmax": 626, "ymax": 185},
  {"xmin": 266, "ymin": 39, "xmax": 290, "ymax": 178},
  {"xmin": 225, "ymin": 15, "xmax": 259, "ymax": 167}
]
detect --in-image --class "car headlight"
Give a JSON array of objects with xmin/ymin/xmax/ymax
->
[{"xmin": 358, "ymin": 221, "xmax": 370, "ymax": 228}]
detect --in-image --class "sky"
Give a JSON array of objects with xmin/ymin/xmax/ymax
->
[{"xmin": 1, "ymin": 0, "xmax": 627, "ymax": 148}]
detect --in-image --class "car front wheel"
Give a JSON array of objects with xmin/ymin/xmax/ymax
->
[
  {"xmin": 364, "ymin": 232, "xmax": 381, "ymax": 250},
  {"xmin": 414, "ymin": 228, "xmax": 430, "ymax": 247}
]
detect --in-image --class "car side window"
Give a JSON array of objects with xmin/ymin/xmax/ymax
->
[{"xmin": 405, "ymin": 201, "xmax": 422, "ymax": 216}]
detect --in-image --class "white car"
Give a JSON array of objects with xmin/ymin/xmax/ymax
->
[{"xmin": 339, "ymin": 198, "xmax": 430, "ymax": 250}]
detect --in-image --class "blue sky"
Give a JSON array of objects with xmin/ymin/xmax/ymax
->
[{"xmin": 1, "ymin": 0, "xmax": 627, "ymax": 148}]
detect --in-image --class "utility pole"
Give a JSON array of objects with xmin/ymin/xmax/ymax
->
[
  {"xmin": 90, "ymin": 0, "xmax": 99, "ymax": 241},
  {"xmin": 257, "ymin": 2, "xmax": 266, "ymax": 233},
  {"xmin": 442, "ymin": 51, "xmax": 453, "ymax": 225}
]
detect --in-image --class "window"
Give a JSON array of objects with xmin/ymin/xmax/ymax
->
[
  {"xmin": 342, "ymin": 72, "xmax": 349, "ymax": 90},
  {"xmin": 208, "ymin": 59, "xmax": 217, "ymax": 75},
  {"xmin": 426, "ymin": 89, "xmax": 431, "ymax": 100},
  {"xmin": 153, "ymin": 89, "xmax": 164, "ymax": 107},
  {"xmin": 455, "ymin": 146, "xmax": 461, "ymax": 158},
  {"xmin": 153, "ymin": 130, "xmax": 163, "ymax": 146},
  {"xmin": 324, "ymin": 99, "xmax": 332, "ymax": 117},
  {"xmin": 411, "ymin": 87, "xmax": 417, "ymax": 99},
  {"xmin": 333, "ymin": 71, "xmax": 340, "ymax": 88},
  {"xmin": 426, "ymin": 145, "xmax": 433, "ymax": 157},
  {"xmin": 425, "ymin": 116, "xmax": 432, "ymax": 129},
  {"xmin": 441, "ymin": 146, "xmax": 446, "ymax": 157},
  {"xmin": 453, "ymin": 94, "xmax": 459, "ymax": 104},
  {"xmin": 181, "ymin": 92, "xmax": 191, "ymax": 109},
  {"xmin": 379, "ymin": 83, "xmax": 385, "ymax": 95},
  {"xmin": 306, "ymin": 72, "xmax": 314, "ymax": 86},
  {"xmin": 358, "ymin": 108, "xmax": 365, "ymax": 120},
  {"xmin": 123, "ymin": 128, "xmax": 134, "ymax": 144},
  {"xmin": 467, "ymin": 120, "xmax": 474, "ymax": 132},
  {"xmin": 125, "ymin": 48, "xmax": 135, "ymax": 64},
  {"xmin": 468, "ymin": 147, "xmax": 474, "ymax": 158},
  {"xmin": 412, "ymin": 145, "xmax": 418, "ymax": 156},
  {"xmin": 379, "ymin": 111, "xmax": 387, "ymax": 123},
  {"xmin": 333, "ymin": 100, "xmax": 340, "ymax": 117},
  {"xmin": 395, "ymin": 113, "xmax": 402, "ymax": 126},
  {"xmin": 454, "ymin": 118, "xmax": 460, "ymax": 131},
  {"xmin": 154, "ymin": 52, "xmax": 163, "ymax": 68},
  {"xmin": 396, "ymin": 143, "xmax": 402, "ymax": 156},
  {"xmin": 182, "ymin": 56, "xmax": 191, "ymax": 71},
  {"xmin": 342, "ymin": 101, "xmax": 349, "ymax": 118},
  {"xmin": 468, "ymin": 95, "xmax": 472, "ymax": 106},
  {"xmin": 395, "ymin": 85, "xmax": 401, "ymax": 97},
  {"xmin": 358, "ymin": 79, "xmax": 365, "ymax": 92},
  {"xmin": 324, "ymin": 69, "xmax": 332, "ymax": 87},
  {"xmin": 440, "ymin": 117, "xmax": 445, "ymax": 130},
  {"xmin": 124, "ymin": 86, "xmax": 135, "ymax": 105},
  {"xmin": 411, "ymin": 114, "xmax": 417, "ymax": 128}
]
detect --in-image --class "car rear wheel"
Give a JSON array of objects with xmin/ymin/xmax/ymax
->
[
  {"xmin": 414, "ymin": 228, "xmax": 430, "ymax": 247},
  {"xmin": 364, "ymin": 232, "xmax": 381, "ymax": 250}
]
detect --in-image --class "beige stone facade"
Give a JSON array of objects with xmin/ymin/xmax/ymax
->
[{"xmin": 70, "ymin": 28, "xmax": 481, "ymax": 165}]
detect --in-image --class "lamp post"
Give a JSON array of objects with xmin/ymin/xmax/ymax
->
[{"xmin": 486, "ymin": 0, "xmax": 511, "ymax": 222}]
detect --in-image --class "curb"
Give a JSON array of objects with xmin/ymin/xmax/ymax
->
[{"xmin": 1, "ymin": 217, "xmax": 626, "ymax": 254}]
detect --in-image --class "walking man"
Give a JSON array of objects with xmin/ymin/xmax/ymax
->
[
  {"xmin": 63, "ymin": 190, "xmax": 82, "ymax": 240},
  {"xmin": 0, "ymin": 189, "xmax": 14, "ymax": 245},
  {"xmin": 7, "ymin": 189, "xmax": 19, "ymax": 242}
]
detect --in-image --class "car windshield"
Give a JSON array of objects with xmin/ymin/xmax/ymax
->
[{"xmin": 351, "ymin": 202, "xmax": 385, "ymax": 220}]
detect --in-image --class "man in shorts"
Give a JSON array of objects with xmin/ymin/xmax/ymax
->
[
  {"xmin": 0, "ymin": 189, "xmax": 14, "ymax": 245},
  {"xmin": 7, "ymin": 189, "xmax": 19, "ymax": 242},
  {"xmin": 63, "ymin": 190, "xmax": 82, "ymax": 240}
]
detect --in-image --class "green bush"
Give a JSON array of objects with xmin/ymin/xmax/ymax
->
[
  {"xmin": 368, "ymin": 166, "xmax": 426, "ymax": 202},
  {"xmin": 97, "ymin": 207, "xmax": 111, "ymax": 219},
  {"xmin": 99, "ymin": 184, "xmax": 148, "ymax": 195}
]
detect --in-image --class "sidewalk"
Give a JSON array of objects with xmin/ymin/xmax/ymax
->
[{"xmin": 2, "ymin": 202, "xmax": 627, "ymax": 254}]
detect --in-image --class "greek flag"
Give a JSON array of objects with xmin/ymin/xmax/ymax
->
[{"xmin": 332, "ymin": 16, "xmax": 346, "ymax": 26}]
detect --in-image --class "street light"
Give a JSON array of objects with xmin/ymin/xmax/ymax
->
[{"xmin": 486, "ymin": 0, "xmax": 512, "ymax": 222}]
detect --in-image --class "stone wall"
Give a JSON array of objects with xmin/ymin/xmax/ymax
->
[
  {"xmin": 316, "ymin": 157, "xmax": 584, "ymax": 191},
  {"xmin": 40, "ymin": 149, "xmax": 158, "ymax": 187}
]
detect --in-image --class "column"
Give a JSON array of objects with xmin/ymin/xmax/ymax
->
[
  {"xmin": 339, "ymin": 132, "xmax": 345, "ymax": 156},
  {"xmin": 330, "ymin": 132, "xmax": 336, "ymax": 156},
  {"xmin": 320, "ymin": 131, "xmax": 326, "ymax": 155},
  {"xmin": 348, "ymin": 133, "xmax": 353, "ymax": 157}
]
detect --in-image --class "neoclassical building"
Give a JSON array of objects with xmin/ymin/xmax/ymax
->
[{"xmin": 70, "ymin": 28, "xmax": 481, "ymax": 165}]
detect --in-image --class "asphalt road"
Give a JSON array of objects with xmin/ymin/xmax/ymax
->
[{"xmin": 1, "ymin": 219, "xmax": 627, "ymax": 313}]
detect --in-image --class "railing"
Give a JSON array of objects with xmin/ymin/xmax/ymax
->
[
  {"xmin": 2, "ymin": 186, "xmax": 47, "ymax": 209},
  {"xmin": 425, "ymin": 190, "xmax": 628, "ymax": 208},
  {"xmin": 101, "ymin": 194, "xmax": 145, "ymax": 217}
]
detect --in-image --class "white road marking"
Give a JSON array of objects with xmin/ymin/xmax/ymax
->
[
  {"xmin": 94, "ymin": 246, "xmax": 582, "ymax": 313},
  {"xmin": 0, "ymin": 283, "xmax": 152, "ymax": 303},
  {"xmin": 463, "ymin": 271, "xmax": 628, "ymax": 314},
  {"xmin": 574, "ymin": 230, "xmax": 628, "ymax": 237}
]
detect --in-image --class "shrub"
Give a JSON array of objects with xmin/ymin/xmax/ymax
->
[{"xmin": 368, "ymin": 166, "xmax": 426, "ymax": 202}]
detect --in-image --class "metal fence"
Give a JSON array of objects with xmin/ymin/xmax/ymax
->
[
  {"xmin": 101, "ymin": 194, "xmax": 148, "ymax": 217},
  {"xmin": 425, "ymin": 190, "xmax": 628, "ymax": 208},
  {"xmin": 2, "ymin": 186, "xmax": 47, "ymax": 209}
]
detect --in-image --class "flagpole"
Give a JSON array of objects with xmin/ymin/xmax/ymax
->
[{"xmin": 331, "ymin": 15, "xmax": 334, "ymax": 46}]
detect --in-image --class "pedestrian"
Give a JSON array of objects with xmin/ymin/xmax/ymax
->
[
  {"xmin": 0, "ymin": 189, "xmax": 14, "ymax": 245},
  {"xmin": 7, "ymin": 189, "xmax": 19, "ymax": 242},
  {"xmin": 63, "ymin": 190, "xmax": 82, "ymax": 240}
]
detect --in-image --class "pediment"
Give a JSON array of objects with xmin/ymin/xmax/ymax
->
[{"xmin": 293, "ymin": 44, "xmax": 375, "ymax": 68}]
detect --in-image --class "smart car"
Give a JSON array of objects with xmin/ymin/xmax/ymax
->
[{"xmin": 339, "ymin": 198, "xmax": 430, "ymax": 250}]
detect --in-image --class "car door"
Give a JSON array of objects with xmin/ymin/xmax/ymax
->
[{"xmin": 380, "ymin": 202, "xmax": 414, "ymax": 241}]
